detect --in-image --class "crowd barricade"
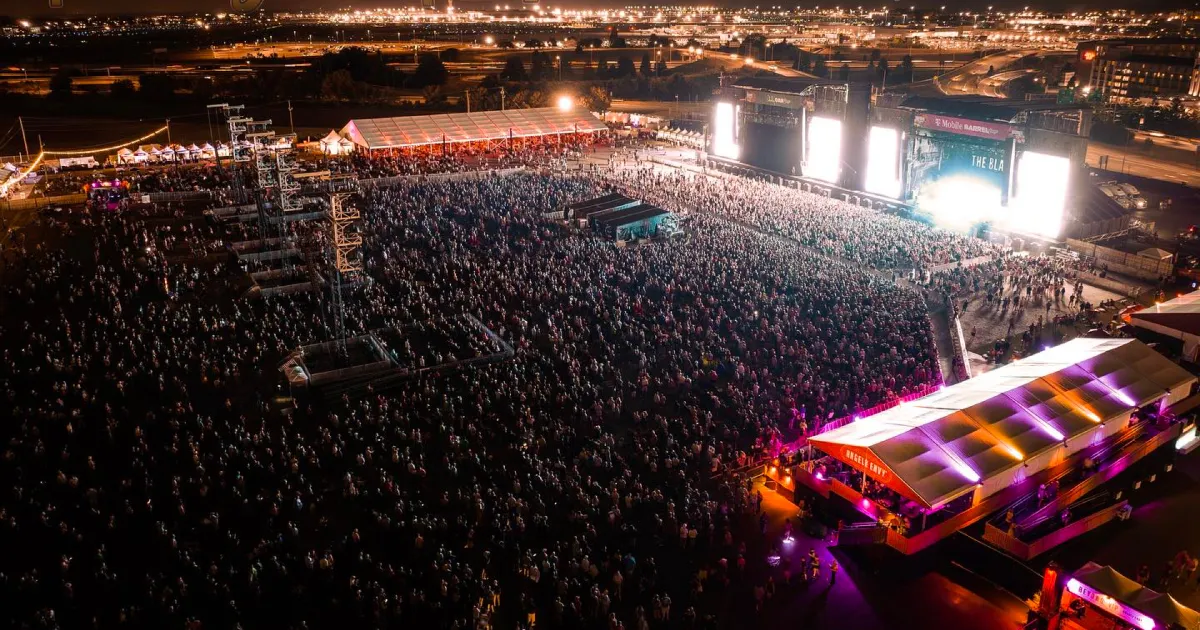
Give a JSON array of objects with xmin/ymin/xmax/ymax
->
[
  {"xmin": 147, "ymin": 190, "xmax": 213, "ymax": 203},
  {"xmin": 1074, "ymin": 270, "xmax": 1145, "ymax": 299},
  {"xmin": 950, "ymin": 303, "xmax": 972, "ymax": 381},
  {"xmin": 357, "ymin": 167, "xmax": 527, "ymax": 190},
  {"xmin": 767, "ymin": 382, "xmax": 943, "ymax": 460},
  {"xmin": 982, "ymin": 500, "xmax": 1130, "ymax": 560},
  {"xmin": 1, "ymin": 193, "xmax": 87, "ymax": 211}
]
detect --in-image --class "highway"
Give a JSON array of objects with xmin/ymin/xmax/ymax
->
[
  {"xmin": 1086, "ymin": 143, "xmax": 1200, "ymax": 187},
  {"xmin": 701, "ymin": 49, "xmax": 814, "ymax": 78},
  {"xmin": 933, "ymin": 49, "xmax": 1036, "ymax": 96},
  {"xmin": 973, "ymin": 69, "xmax": 1038, "ymax": 97}
]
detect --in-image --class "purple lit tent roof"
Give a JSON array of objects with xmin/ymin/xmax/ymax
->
[{"xmin": 809, "ymin": 338, "xmax": 1195, "ymax": 508}]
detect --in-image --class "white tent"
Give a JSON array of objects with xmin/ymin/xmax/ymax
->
[
  {"xmin": 1138, "ymin": 247, "xmax": 1174, "ymax": 261},
  {"xmin": 341, "ymin": 107, "xmax": 608, "ymax": 151},
  {"xmin": 810, "ymin": 338, "xmax": 1195, "ymax": 508},
  {"xmin": 319, "ymin": 130, "xmax": 346, "ymax": 155},
  {"xmin": 1131, "ymin": 291, "xmax": 1200, "ymax": 362}
]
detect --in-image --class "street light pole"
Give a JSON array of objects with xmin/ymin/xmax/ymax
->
[{"xmin": 18, "ymin": 116, "xmax": 29, "ymax": 157}]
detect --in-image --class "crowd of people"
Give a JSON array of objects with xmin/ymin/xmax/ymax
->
[
  {"xmin": 0, "ymin": 158, "xmax": 946, "ymax": 629},
  {"xmin": 0, "ymin": 142, "xmax": 1126, "ymax": 630},
  {"xmin": 594, "ymin": 169, "xmax": 997, "ymax": 273}
]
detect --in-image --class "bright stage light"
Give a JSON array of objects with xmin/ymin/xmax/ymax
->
[
  {"xmin": 918, "ymin": 174, "xmax": 1002, "ymax": 230},
  {"xmin": 806, "ymin": 116, "xmax": 842, "ymax": 184},
  {"xmin": 556, "ymin": 94, "xmax": 574, "ymax": 111},
  {"xmin": 1009, "ymin": 151, "xmax": 1070, "ymax": 239},
  {"xmin": 864, "ymin": 126, "xmax": 902, "ymax": 199},
  {"xmin": 712, "ymin": 101, "xmax": 740, "ymax": 160}
]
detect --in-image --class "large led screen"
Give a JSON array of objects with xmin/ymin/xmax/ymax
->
[
  {"xmin": 1010, "ymin": 151, "xmax": 1071, "ymax": 238},
  {"xmin": 712, "ymin": 102, "xmax": 740, "ymax": 160},
  {"xmin": 806, "ymin": 116, "xmax": 842, "ymax": 184},
  {"xmin": 864, "ymin": 126, "xmax": 902, "ymax": 199}
]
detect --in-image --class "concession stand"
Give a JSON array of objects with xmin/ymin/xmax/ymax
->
[{"xmin": 1040, "ymin": 562, "xmax": 1200, "ymax": 630}]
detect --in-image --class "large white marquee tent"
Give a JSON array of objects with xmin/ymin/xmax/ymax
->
[
  {"xmin": 809, "ymin": 338, "xmax": 1195, "ymax": 509},
  {"xmin": 340, "ymin": 107, "xmax": 608, "ymax": 151}
]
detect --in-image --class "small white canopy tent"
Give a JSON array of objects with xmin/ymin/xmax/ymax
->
[{"xmin": 319, "ymin": 130, "xmax": 346, "ymax": 155}]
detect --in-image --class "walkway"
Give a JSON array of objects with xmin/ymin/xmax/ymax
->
[
  {"xmin": 927, "ymin": 302, "xmax": 960, "ymax": 385},
  {"xmin": 750, "ymin": 480, "xmax": 1030, "ymax": 630}
]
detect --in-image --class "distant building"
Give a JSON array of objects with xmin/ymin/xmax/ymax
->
[{"xmin": 1076, "ymin": 38, "xmax": 1200, "ymax": 103}]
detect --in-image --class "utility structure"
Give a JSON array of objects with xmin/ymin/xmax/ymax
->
[
  {"xmin": 327, "ymin": 185, "xmax": 363, "ymax": 357},
  {"xmin": 210, "ymin": 103, "xmax": 253, "ymax": 204},
  {"xmin": 247, "ymin": 122, "xmax": 302, "ymax": 247}
]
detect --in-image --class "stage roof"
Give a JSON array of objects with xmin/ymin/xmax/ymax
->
[
  {"xmin": 731, "ymin": 75, "xmax": 832, "ymax": 94},
  {"xmin": 1132, "ymin": 292, "xmax": 1200, "ymax": 337},
  {"xmin": 809, "ymin": 338, "xmax": 1195, "ymax": 508},
  {"xmin": 897, "ymin": 95, "xmax": 1086, "ymax": 123},
  {"xmin": 341, "ymin": 108, "xmax": 607, "ymax": 150}
]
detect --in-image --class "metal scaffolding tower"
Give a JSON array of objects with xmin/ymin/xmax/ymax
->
[
  {"xmin": 328, "ymin": 188, "xmax": 363, "ymax": 357},
  {"xmin": 215, "ymin": 105, "xmax": 253, "ymax": 204}
]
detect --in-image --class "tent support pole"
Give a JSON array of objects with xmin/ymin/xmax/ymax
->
[{"xmin": 861, "ymin": 472, "xmax": 867, "ymax": 493}]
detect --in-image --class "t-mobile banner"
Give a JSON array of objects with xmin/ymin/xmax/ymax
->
[{"xmin": 914, "ymin": 113, "xmax": 1024, "ymax": 143}]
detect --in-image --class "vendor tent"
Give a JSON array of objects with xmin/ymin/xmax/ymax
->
[
  {"xmin": 341, "ymin": 107, "xmax": 608, "ymax": 151},
  {"xmin": 809, "ymin": 338, "xmax": 1195, "ymax": 508},
  {"xmin": 319, "ymin": 130, "xmax": 345, "ymax": 155},
  {"xmin": 1071, "ymin": 563, "xmax": 1200, "ymax": 630},
  {"xmin": 1139, "ymin": 247, "xmax": 1174, "ymax": 261}
]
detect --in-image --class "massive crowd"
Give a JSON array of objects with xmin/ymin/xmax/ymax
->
[
  {"xmin": 0, "ymin": 146, "xmax": 1115, "ymax": 630},
  {"xmin": 595, "ymin": 169, "xmax": 999, "ymax": 273}
]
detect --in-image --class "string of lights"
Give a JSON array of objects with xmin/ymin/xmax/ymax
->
[
  {"xmin": 43, "ymin": 125, "xmax": 170, "ymax": 156},
  {"xmin": 0, "ymin": 151, "xmax": 45, "ymax": 197}
]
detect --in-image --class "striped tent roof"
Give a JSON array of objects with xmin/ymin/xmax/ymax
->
[{"xmin": 341, "ymin": 107, "xmax": 607, "ymax": 150}]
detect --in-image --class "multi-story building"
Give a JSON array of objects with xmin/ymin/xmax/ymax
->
[{"xmin": 1076, "ymin": 38, "xmax": 1200, "ymax": 102}]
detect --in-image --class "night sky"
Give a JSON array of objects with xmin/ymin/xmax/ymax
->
[{"xmin": 3, "ymin": 0, "xmax": 1199, "ymax": 17}]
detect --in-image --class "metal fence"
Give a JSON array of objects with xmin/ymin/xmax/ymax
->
[
  {"xmin": 146, "ymin": 191, "xmax": 213, "ymax": 203},
  {"xmin": 0, "ymin": 194, "xmax": 87, "ymax": 212}
]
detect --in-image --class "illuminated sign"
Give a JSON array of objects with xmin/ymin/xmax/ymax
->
[
  {"xmin": 744, "ymin": 90, "xmax": 806, "ymax": 110},
  {"xmin": 1066, "ymin": 578, "xmax": 1156, "ymax": 630},
  {"xmin": 841, "ymin": 447, "xmax": 892, "ymax": 483},
  {"xmin": 1177, "ymin": 425, "xmax": 1198, "ymax": 451},
  {"xmin": 970, "ymin": 155, "xmax": 1006, "ymax": 172},
  {"xmin": 914, "ymin": 113, "xmax": 1024, "ymax": 143}
]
